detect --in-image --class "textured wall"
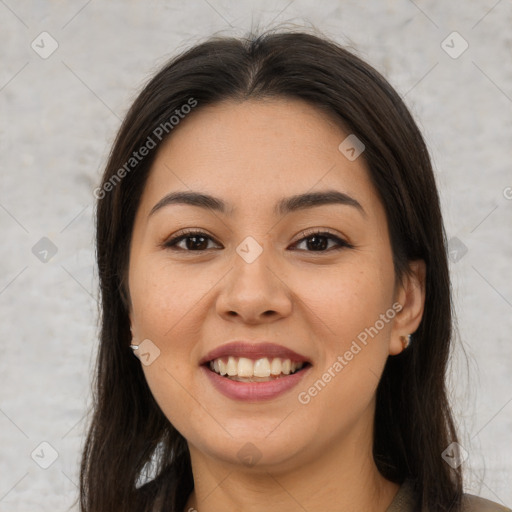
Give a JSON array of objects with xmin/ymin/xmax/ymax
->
[{"xmin": 1, "ymin": 1, "xmax": 511, "ymax": 510}]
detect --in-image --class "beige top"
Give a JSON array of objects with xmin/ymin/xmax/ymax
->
[{"xmin": 386, "ymin": 479, "xmax": 511, "ymax": 512}]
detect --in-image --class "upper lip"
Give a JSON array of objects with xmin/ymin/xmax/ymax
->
[{"xmin": 199, "ymin": 341, "xmax": 311, "ymax": 365}]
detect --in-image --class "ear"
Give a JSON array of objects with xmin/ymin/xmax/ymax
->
[
  {"xmin": 128, "ymin": 309, "xmax": 135, "ymax": 340},
  {"xmin": 129, "ymin": 315, "xmax": 137, "ymax": 340},
  {"xmin": 389, "ymin": 260, "xmax": 426, "ymax": 356}
]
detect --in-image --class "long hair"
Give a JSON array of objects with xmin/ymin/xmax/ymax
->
[{"xmin": 80, "ymin": 28, "xmax": 462, "ymax": 511}]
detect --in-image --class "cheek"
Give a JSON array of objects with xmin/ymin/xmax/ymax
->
[
  {"xmin": 129, "ymin": 257, "xmax": 208, "ymax": 434},
  {"xmin": 293, "ymin": 257, "xmax": 395, "ymax": 405},
  {"xmin": 297, "ymin": 261, "xmax": 395, "ymax": 348},
  {"xmin": 129, "ymin": 256, "xmax": 214, "ymax": 339},
  {"xmin": 128, "ymin": 256, "xmax": 226, "ymax": 416}
]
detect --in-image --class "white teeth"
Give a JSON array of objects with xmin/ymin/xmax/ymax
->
[
  {"xmin": 227, "ymin": 356, "xmax": 237, "ymax": 376},
  {"xmin": 218, "ymin": 359, "xmax": 227, "ymax": 376},
  {"xmin": 253, "ymin": 358, "xmax": 271, "ymax": 377},
  {"xmin": 209, "ymin": 356, "xmax": 305, "ymax": 379},
  {"xmin": 270, "ymin": 358, "xmax": 282, "ymax": 375},
  {"xmin": 237, "ymin": 357, "xmax": 253, "ymax": 377}
]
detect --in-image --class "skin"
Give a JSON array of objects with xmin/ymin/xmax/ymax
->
[{"xmin": 127, "ymin": 98, "xmax": 426, "ymax": 512}]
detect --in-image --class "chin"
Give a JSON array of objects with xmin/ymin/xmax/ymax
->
[{"xmin": 186, "ymin": 421, "xmax": 314, "ymax": 472}]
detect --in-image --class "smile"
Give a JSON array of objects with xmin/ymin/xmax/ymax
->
[
  {"xmin": 200, "ymin": 341, "xmax": 312, "ymax": 401},
  {"xmin": 208, "ymin": 356, "xmax": 307, "ymax": 382}
]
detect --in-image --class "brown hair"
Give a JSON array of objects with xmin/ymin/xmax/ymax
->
[{"xmin": 80, "ymin": 28, "xmax": 462, "ymax": 511}]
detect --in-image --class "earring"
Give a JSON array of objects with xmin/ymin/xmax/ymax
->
[
  {"xmin": 130, "ymin": 332, "xmax": 139, "ymax": 352},
  {"xmin": 400, "ymin": 334, "xmax": 411, "ymax": 350},
  {"xmin": 130, "ymin": 325, "xmax": 139, "ymax": 351}
]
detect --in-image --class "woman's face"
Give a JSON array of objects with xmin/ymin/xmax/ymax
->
[{"xmin": 127, "ymin": 98, "xmax": 424, "ymax": 470}]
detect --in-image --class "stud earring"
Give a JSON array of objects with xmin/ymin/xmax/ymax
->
[
  {"xmin": 400, "ymin": 334, "xmax": 412, "ymax": 350},
  {"xmin": 130, "ymin": 331, "xmax": 139, "ymax": 352},
  {"xmin": 130, "ymin": 325, "xmax": 139, "ymax": 351}
]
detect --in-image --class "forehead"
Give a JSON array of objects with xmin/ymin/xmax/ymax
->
[{"xmin": 139, "ymin": 98, "xmax": 382, "ymax": 220}]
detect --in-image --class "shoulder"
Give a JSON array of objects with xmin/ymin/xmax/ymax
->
[
  {"xmin": 386, "ymin": 479, "xmax": 511, "ymax": 512},
  {"xmin": 462, "ymin": 493, "xmax": 512, "ymax": 512}
]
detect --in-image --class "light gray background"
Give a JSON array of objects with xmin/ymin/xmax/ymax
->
[{"xmin": 1, "ymin": 1, "xmax": 511, "ymax": 510}]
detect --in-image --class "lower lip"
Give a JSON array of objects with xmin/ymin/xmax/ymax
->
[{"xmin": 201, "ymin": 364, "xmax": 311, "ymax": 401}]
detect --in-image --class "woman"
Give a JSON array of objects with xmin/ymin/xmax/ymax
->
[{"xmin": 80, "ymin": 29, "xmax": 511, "ymax": 512}]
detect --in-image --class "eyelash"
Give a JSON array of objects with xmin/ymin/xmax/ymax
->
[{"xmin": 162, "ymin": 229, "xmax": 354, "ymax": 253}]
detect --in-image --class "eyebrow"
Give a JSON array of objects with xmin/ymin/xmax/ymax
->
[{"xmin": 149, "ymin": 189, "xmax": 366, "ymax": 218}]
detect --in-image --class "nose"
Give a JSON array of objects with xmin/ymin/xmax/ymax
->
[{"xmin": 215, "ymin": 240, "xmax": 293, "ymax": 324}]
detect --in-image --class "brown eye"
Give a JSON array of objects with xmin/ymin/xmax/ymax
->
[
  {"xmin": 164, "ymin": 231, "xmax": 220, "ymax": 251},
  {"xmin": 291, "ymin": 230, "xmax": 353, "ymax": 252}
]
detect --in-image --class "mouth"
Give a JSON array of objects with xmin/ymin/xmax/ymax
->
[{"xmin": 199, "ymin": 341, "xmax": 312, "ymax": 401}]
